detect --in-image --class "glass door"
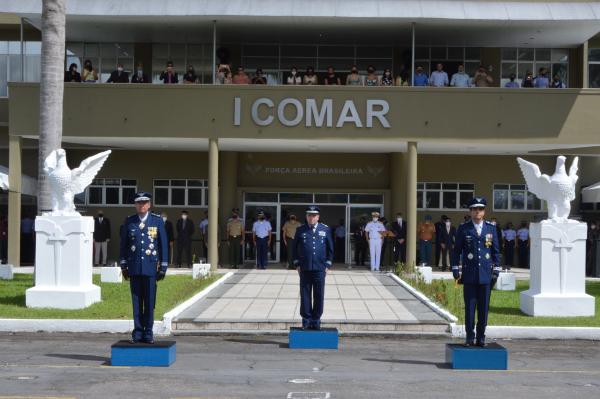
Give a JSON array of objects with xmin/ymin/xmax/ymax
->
[
  {"xmin": 243, "ymin": 203, "xmax": 280, "ymax": 263},
  {"xmin": 347, "ymin": 205, "xmax": 384, "ymax": 266}
]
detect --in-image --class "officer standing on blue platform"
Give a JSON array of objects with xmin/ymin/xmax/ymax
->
[
  {"xmin": 451, "ymin": 197, "xmax": 501, "ymax": 347},
  {"xmin": 119, "ymin": 192, "xmax": 169, "ymax": 344},
  {"xmin": 293, "ymin": 206, "xmax": 334, "ymax": 330}
]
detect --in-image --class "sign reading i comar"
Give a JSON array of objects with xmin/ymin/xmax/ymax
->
[{"xmin": 233, "ymin": 97, "xmax": 392, "ymax": 128}]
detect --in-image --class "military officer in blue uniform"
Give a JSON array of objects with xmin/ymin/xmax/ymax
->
[
  {"xmin": 119, "ymin": 192, "xmax": 169, "ymax": 344},
  {"xmin": 451, "ymin": 197, "xmax": 501, "ymax": 347},
  {"xmin": 293, "ymin": 206, "xmax": 334, "ymax": 330}
]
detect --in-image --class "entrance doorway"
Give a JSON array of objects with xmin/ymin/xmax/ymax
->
[{"xmin": 243, "ymin": 192, "xmax": 384, "ymax": 266}]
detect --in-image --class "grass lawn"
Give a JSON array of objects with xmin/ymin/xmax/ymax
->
[
  {"xmin": 0, "ymin": 273, "xmax": 220, "ymax": 319},
  {"xmin": 436, "ymin": 279, "xmax": 600, "ymax": 327}
]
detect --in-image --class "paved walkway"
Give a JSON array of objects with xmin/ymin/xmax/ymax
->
[{"xmin": 174, "ymin": 268, "xmax": 448, "ymax": 334}]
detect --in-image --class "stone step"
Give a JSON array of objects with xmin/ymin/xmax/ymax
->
[{"xmin": 173, "ymin": 320, "xmax": 450, "ymax": 335}]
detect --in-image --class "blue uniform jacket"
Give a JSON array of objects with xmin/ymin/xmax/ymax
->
[
  {"xmin": 451, "ymin": 220, "xmax": 501, "ymax": 285},
  {"xmin": 119, "ymin": 212, "xmax": 169, "ymax": 276},
  {"xmin": 292, "ymin": 223, "xmax": 334, "ymax": 271}
]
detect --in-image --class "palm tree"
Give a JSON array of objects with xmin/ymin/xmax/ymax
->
[{"xmin": 37, "ymin": 0, "xmax": 66, "ymax": 213}]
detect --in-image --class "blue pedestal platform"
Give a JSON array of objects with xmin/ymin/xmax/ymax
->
[
  {"xmin": 111, "ymin": 340, "xmax": 176, "ymax": 367},
  {"xmin": 445, "ymin": 343, "xmax": 508, "ymax": 370},
  {"xmin": 289, "ymin": 327, "xmax": 339, "ymax": 349}
]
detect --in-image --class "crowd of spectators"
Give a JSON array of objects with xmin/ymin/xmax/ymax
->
[{"xmin": 65, "ymin": 59, "xmax": 567, "ymax": 88}]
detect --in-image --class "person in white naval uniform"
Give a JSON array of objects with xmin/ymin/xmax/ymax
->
[{"xmin": 365, "ymin": 211, "xmax": 386, "ymax": 271}]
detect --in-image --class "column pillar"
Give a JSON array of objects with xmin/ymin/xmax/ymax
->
[
  {"xmin": 8, "ymin": 135, "xmax": 22, "ymax": 266},
  {"xmin": 219, "ymin": 151, "xmax": 239, "ymax": 265},
  {"xmin": 208, "ymin": 138, "xmax": 219, "ymax": 271},
  {"xmin": 390, "ymin": 152, "xmax": 404, "ymax": 215},
  {"xmin": 406, "ymin": 142, "xmax": 418, "ymax": 268},
  {"xmin": 582, "ymin": 40, "xmax": 589, "ymax": 88}
]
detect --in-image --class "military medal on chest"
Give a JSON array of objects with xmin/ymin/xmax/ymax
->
[{"xmin": 148, "ymin": 226, "xmax": 158, "ymax": 239}]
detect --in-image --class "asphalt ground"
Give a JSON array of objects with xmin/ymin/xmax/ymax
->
[{"xmin": 1, "ymin": 333, "xmax": 599, "ymax": 399}]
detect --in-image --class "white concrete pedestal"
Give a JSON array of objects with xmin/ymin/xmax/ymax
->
[
  {"xmin": 416, "ymin": 266, "xmax": 432, "ymax": 284},
  {"xmin": 0, "ymin": 264, "xmax": 14, "ymax": 280},
  {"xmin": 193, "ymin": 263, "xmax": 211, "ymax": 279},
  {"xmin": 101, "ymin": 266, "xmax": 123, "ymax": 283},
  {"xmin": 520, "ymin": 221, "xmax": 595, "ymax": 317},
  {"xmin": 26, "ymin": 216, "xmax": 101, "ymax": 309},
  {"xmin": 495, "ymin": 272, "xmax": 516, "ymax": 291}
]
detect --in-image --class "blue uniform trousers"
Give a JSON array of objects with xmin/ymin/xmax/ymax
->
[
  {"xmin": 463, "ymin": 283, "xmax": 491, "ymax": 343},
  {"xmin": 299, "ymin": 270, "xmax": 326, "ymax": 328},
  {"xmin": 504, "ymin": 240, "xmax": 515, "ymax": 269},
  {"xmin": 130, "ymin": 276, "xmax": 157, "ymax": 341},
  {"xmin": 255, "ymin": 237, "xmax": 269, "ymax": 269},
  {"xmin": 419, "ymin": 240, "xmax": 432, "ymax": 265},
  {"xmin": 518, "ymin": 240, "xmax": 529, "ymax": 268}
]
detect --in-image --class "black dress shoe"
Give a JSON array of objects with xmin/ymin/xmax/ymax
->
[
  {"xmin": 128, "ymin": 338, "xmax": 139, "ymax": 344},
  {"xmin": 476, "ymin": 341, "xmax": 486, "ymax": 347},
  {"xmin": 463, "ymin": 341, "xmax": 474, "ymax": 347}
]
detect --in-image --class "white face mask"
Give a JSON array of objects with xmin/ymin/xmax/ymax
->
[
  {"xmin": 445, "ymin": 221, "xmax": 451, "ymax": 227},
  {"xmin": 181, "ymin": 215, "xmax": 188, "ymax": 220},
  {"xmin": 162, "ymin": 217, "xmax": 167, "ymax": 222},
  {"xmin": 291, "ymin": 71, "xmax": 297, "ymax": 75},
  {"xmin": 372, "ymin": 218, "xmax": 378, "ymax": 222},
  {"xmin": 117, "ymin": 67, "xmax": 123, "ymax": 72},
  {"xmin": 397, "ymin": 218, "xmax": 402, "ymax": 224}
]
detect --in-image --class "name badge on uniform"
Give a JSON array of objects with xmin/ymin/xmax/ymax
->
[{"xmin": 319, "ymin": 231, "xmax": 326, "ymax": 237}]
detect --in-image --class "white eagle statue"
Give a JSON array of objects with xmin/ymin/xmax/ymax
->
[
  {"xmin": 43, "ymin": 149, "xmax": 112, "ymax": 216},
  {"xmin": 516, "ymin": 155, "xmax": 579, "ymax": 222}
]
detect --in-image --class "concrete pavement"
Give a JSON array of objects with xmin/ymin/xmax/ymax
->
[{"xmin": 1, "ymin": 333, "xmax": 600, "ymax": 398}]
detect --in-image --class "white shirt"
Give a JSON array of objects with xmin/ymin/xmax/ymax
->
[
  {"xmin": 199, "ymin": 218, "xmax": 208, "ymax": 234},
  {"xmin": 430, "ymin": 70, "xmax": 449, "ymax": 87},
  {"xmin": 472, "ymin": 220, "xmax": 483, "ymax": 236},
  {"xmin": 138, "ymin": 212, "xmax": 149, "ymax": 223},
  {"xmin": 365, "ymin": 221, "xmax": 386, "ymax": 241},
  {"xmin": 252, "ymin": 220, "xmax": 272, "ymax": 238}
]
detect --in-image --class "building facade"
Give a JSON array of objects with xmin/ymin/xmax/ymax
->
[{"xmin": 2, "ymin": 1, "xmax": 600, "ymax": 268}]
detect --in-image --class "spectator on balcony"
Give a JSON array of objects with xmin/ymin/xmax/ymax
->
[
  {"xmin": 324, "ymin": 66, "xmax": 342, "ymax": 85},
  {"xmin": 223, "ymin": 70, "xmax": 233, "ymax": 84},
  {"xmin": 346, "ymin": 65, "xmax": 362, "ymax": 86},
  {"xmin": 107, "ymin": 63, "xmax": 129, "ymax": 83},
  {"xmin": 159, "ymin": 61, "xmax": 179, "ymax": 84},
  {"xmin": 215, "ymin": 64, "xmax": 231, "ymax": 84},
  {"xmin": 252, "ymin": 68, "xmax": 267, "ymax": 85},
  {"xmin": 131, "ymin": 62, "xmax": 150, "ymax": 83},
  {"xmin": 381, "ymin": 68, "xmax": 394, "ymax": 86},
  {"xmin": 286, "ymin": 66, "xmax": 302, "ymax": 85},
  {"xmin": 81, "ymin": 59, "xmax": 98, "ymax": 83},
  {"xmin": 522, "ymin": 71, "xmax": 534, "ymax": 88},
  {"xmin": 472, "ymin": 65, "xmax": 493, "ymax": 87},
  {"xmin": 365, "ymin": 65, "xmax": 379, "ymax": 86},
  {"xmin": 534, "ymin": 67, "xmax": 550, "ymax": 88},
  {"xmin": 504, "ymin": 73, "xmax": 520, "ymax": 88},
  {"xmin": 233, "ymin": 66, "xmax": 251, "ymax": 84},
  {"xmin": 551, "ymin": 73, "xmax": 566, "ymax": 88},
  {"xmin": 396, "ymin": 69, "xmax": 410, "ymax": 86},
  {"xmin": 183, "ymin": 65, "xmax": 199, "ymax": 84},
  {"xmin": 413, "ymin": 66, "xmax": 429, "ymax": 86},
  {"xmin": 64, "ymin": 63, "xmax": 81, "ymax": 82},
  {"xmin": 303, "ymin": 66, "xmax": 318, "ymax": 85},
  {"xmin": 430, "ymin": 63, "xmax": 449, "ymax": 87},
  {"xmin": 450, "ymin": 64, "xmax": 471, "ymax": 88}
]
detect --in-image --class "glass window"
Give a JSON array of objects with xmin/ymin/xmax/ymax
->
[
  {"xmin": 493, "ymin": 188, "xmax": 509, "ymax": 210},
  {"xmin": 501, "ymin": 48, "xmax": 517, "ymax": 60},
  {"xmin": 245, "ymin": 192, "xmax": 278, "ymax": 202},
  {"xmin": 88, "ymin": 187, "xmax": 102, "ymax": 205},
  {"xmin": 430, "ymin": 47, "xmax": 446, "ymax": 60},
  {"xmin": 154, "ymin": 188, "xmax": 169, "ymax": 206},
  {"xmin": 315, "ymin": 193, "xmax": 348, "ymax": 204},
  {"xmin": 442, "ymin": 191, "xmax": 457, "ymax": 209},
  {"xmin": 459, "ymin": 192, "xmax": 472, "ymax": 209},
  {"xmin": 105, "ymin": 187, "xmax": 120, "ymax": 205},
  {"xmin": 349, "ymin": 194, "xmax": 384, "ymax": 204},
  {"xmin": 518, "ymin": 49, "xmax": 534, "ymax": 61},
  {"xmin": 122, "ymin": 187, "xmax": 136, "ymax": 204},
  {"xmin": 417, "ymin": 191, "xmax": 424, "ymax": 209},
  {"xmin": 465, "ymin": 47, "xmax": 481, "ymax": 60},
  {"xmin": 171, "ymin": 188, "xmax": 185, "ymax": 206},
  {"xmin": 535, "ymin": 48, "xmax": 551, "ymax": 61},
  {"xmin": 279, "ymin": 193, "xmax": 314, "ymax": 203},
  {"xmin": 415, "ymin": 47, "xmax": 429, "ymax": 60},
  {"xmin": 425, "ymin": 191, "xmax": 440, "ymax": 209},
  {"xmin": 590, "ymin": 64, "xmax": 600, "ymax": 88},
  {"xmin": 447, "ymin": 47, "xmax": 463, "ymax": 60},
  {"xmin": 188, "ymin": 189, "xmax": 203, "ymax": 206},
  {"xmin": 511, "ymin": 190, "xmax": 525, "ymax": 210}
]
